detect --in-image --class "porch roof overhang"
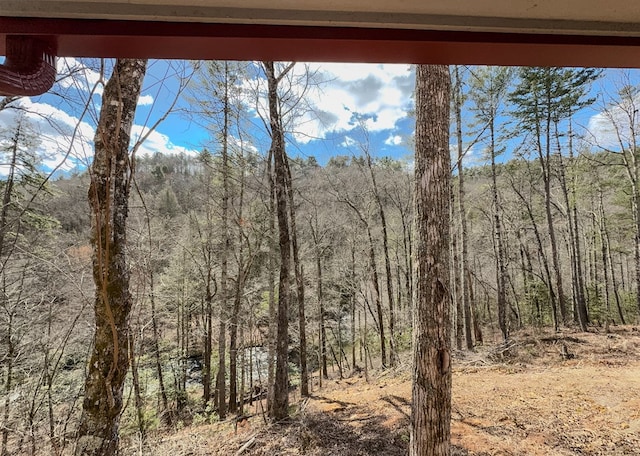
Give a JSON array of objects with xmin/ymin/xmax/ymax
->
[
  {"xmin": 2, "ymin": 1, "xmax": 640, "ymax": 95},
  {"xmin": 1, "ymin": 0, "xmax": 640, "ymax": 67}
]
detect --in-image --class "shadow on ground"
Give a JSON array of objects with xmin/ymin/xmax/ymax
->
[
  {"xmin": 240, "ymin": 394, "xmax": 472, "ymax": 456},
  {"xmin": 300, "ymin": 409, "xmax": 406, "ymax": 455}
]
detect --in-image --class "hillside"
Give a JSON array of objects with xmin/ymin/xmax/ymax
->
[{"xmin": 121, "ymin": 326, "xmax": 640, "ymax": 456}]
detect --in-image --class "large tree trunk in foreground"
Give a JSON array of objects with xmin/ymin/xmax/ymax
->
[
  {"xmin": 75, "ymin": 58, "xmax": 147, "ymax": 456},
  {"xmin": 264, "ymin": 61, "xmax": 294, "ymax": 420},
  {"xmin": 410, "ymin": 64, "xmax": 452, "ymax": 456}
]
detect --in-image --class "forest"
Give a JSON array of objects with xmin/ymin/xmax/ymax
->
[{"xmin": 1, "ymin": 61, "xmax": 640, "ymax": 455}]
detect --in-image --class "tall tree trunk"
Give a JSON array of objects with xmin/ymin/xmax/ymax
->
[
  {"xmin": 555, "ymin": 121, "xmax": 587, "ymax": 329},
  {"xmin": 203, "ymin": 272, "xmax": 213, "ymax": 405},
  {"xmin": 201, "ymin": 155, "xmax": 216, "ymax": 408},
  {"xmin": 128, "ymin": 333, "xmax": 146, "ymax": 442},
  {"xmin": 283, "ymin": 157, "xmax": 308, "ymax": 396},
  {"xmin": 0, "ymin": 122, "xmax": 19, "ymax": 456},
  {"xmin": 490, "ymin": 121, "xmax": 508, "ymax": 341},
  {"xmin": 453, "ymin": 65, "xmax": 473, "ymax": 350},
  {"xmin": 75, "ymin": 58, "xmax": 147, "ymax": 456},
  {"xmin": 264, "ymin": 61, "xmax": 294, "ymax": 420},
  {"xmin": 229, "ymin": 278, "xmax": 242, "ymax": 414},
  {"xmin": 410, "ymin": 64, "xmax": 452, "ymax": 456},
  {"xmin": 341, "ymin": 197, "xmax": 386, "ymax": 367},
  {"xmin": 350, "ymin": 238, "xmax": 357, "ymax": 370},
  {"xmin": 511, "ymin": 179, "xmax": 558, "ymax": 330},
  {"xmin": 598, "ymin": 188, "xmax": 612, "ymax": 332},
  {"xmin": 632, "ymin": 184, "xmax": 640, "ymax": 317},
  {"xmin": 489, "ymin": 121, "xmax": 509, "ymax": 340},
  {"xmin": 543, "ymin": 87, "xmax": 568, "ymax": 325},
  {"xmin": 527, "ymin": 101, "xmax": 561, "ymax": 328},
  {"xmin": 1, "ymin": 312, "xmax": 13, "ymax": 456},
  {"xmin": 217, "ymin": 62, "xmax": 230, "ymax": 418},
  {"xmin": 310, "ymin": 219, "xmax": 329, "ymax": 379},
  {"xmin": 343, "ymin": 199, "xmax": 387, "ymax": 367},
  {"xmin": 364, "ymin": 149, "xmax": 397, "ymax": 366},
  {"xmin": 147, "ymin": 252, "xmax": 169, "ymax": 420},
  {"xmin": 564, "ymin": 121, "xmax": 588, "ymax": 329},
  {"xmin": 451, "ymin": 192, "xmax": 463, "ymax": 350},
  {"xmin": 366, "ymin": 224, "xmax": 387, "ymax": 368},
  {"xmin": 603, "ymin": 220, "xmax": 626, "ymax": 324},
  {"xmin": 229, "ymin": 141, "xmax": 247, "ymax": 413},
  {"xmin": 176, "ymin": 248, "xmax": 189, "ymax": 412},
  {"xmin": 266, "ymin": 148, "xmax": 276, "ymax": 412}
]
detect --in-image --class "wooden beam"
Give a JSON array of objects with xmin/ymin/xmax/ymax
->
[{"xmin": 2, "ymin": 17, "xmax": 640, "ymax": 67}]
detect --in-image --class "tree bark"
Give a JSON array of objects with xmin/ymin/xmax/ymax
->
[
  {"xmin": 203, "ymin": 269, "xmax": 213, "ymax": 406},
  {"xmin": 489, "ymin": 121, "xmax": 509, "ymax": 341},
  {"xmin": 510, "ymin": 178, "xmax": 558, "ymax": 330},
  {"xmin": 75, "ymin": 58, "xmax": 147, "ymax": 456},
  {"xmin": 229, "ymin": 138, "xmax": 247, "ymax": 414},
  {"xmin": 542, "ymin": 83, "xmax": 568, "ymax": 325},
  {"xmin": 410, "ymin": 64, "xmax": 452, "ymax": 456},
  {"xmin": 310, "ymin": 224, "xmax": 329, "ymax": 379},
  {"xmin": 283, "ymin": 156, "xmax": 308, "ymax": 396},
  {"xmin": 562, "ymin": 121, "xmax": 588, "ymax": 329},
  {"xmin": 598, "ymin": 188, "xmax": 612, "ymax": 332},
  {"xmin": 1, "ymin": 313, "xmax": 14, "ymax": 456},
  {"xmin": 364, "ymin": 149, "xmax": 397, "ymax": 366},
  {"xmin": 218, "ymin": 62, "xmax": 231, "ymax": 418},
  {"xmin": 266, "ymin": 148, "xmax": 276, "ymax": 412},
  {"xmin": 350, "ymin": 238, "xmax": 357, "ymax": 370},
  {"xmin": 453, "ymin": 66, "xmax": 473, "ymax": 350},
  {"xmin": 264, "ymin": 61, "xmax": 293, "ymax": 420},
  {"xmin": 148, "ymin": 258, "xmax": 169, "ymax": 420},
  {"xmin": 603, "ymin": 218, "xmax": 626, "ymax": 324},
  {"xmin": 342, "ymin": 199, "xmax": 387, "ymax": 368}
]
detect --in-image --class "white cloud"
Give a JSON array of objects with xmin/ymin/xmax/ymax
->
[
  {"xmin": 298, "ymin": 63, "xmax": 414, "ymax": 141},
  {"xmin": 56, "ymin": 58, "xmax": 103, "ymax": 95},
  {"xmin": 586, "ymin": 101, "xmax": 638, "ymax": 151},
  {"xmin": 131, "ymin": 126, "xmax": 199, "ymax": 158},
  {"xmin": 585, "ymin": 75, "xmax": 640, "ymax": 151},
  {"xmin": 0, "ymin": 62, "xmax": 416, "ymax": 176},
  {"xmin": 385, "ymin": 135, "xmax": 403, "ymax": 146},
  {"xmin": 341, "ymin": 135, "xmax": 357, "ymax": 148},
  {"xmin": 138, "ymin": 94, "xmax": 154, "ymax": 106},
  {"xmin": 245, "ymin": 63, "xmax": 414, "ymax": 145},
  {"xmin": 0, "ymin": 98, "xmax": 95, "ymax": 176},
  {"xmin": 0, "ymin": 97, "xmax": 198, "ymax": 177}
]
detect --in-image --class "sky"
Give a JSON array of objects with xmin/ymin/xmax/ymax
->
[
  {"xmin": 0, "ymin": 60, "xmax": 639, "ymax": 177},
  {"xmin": 0, "ymin": 59, "xmax": 417, "ymax": 176}
]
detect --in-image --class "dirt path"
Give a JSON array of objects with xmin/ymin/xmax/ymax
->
[
  {"xmin": 450, "ymin": 363, "xmax": 640, "ymax": 455},
  {"xmin": 133, "ymin": 328, "xmax": 640, "ymax": 456},
  {"xmin": 300, "ymin": 328, "xmax": 640, "ymax": 455}
]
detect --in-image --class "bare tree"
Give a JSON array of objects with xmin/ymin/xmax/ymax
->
[
  {"xmin": 589, "ymin": 76, "xmax": 640, "ymax": 318},
  {"xmin": 359, "ymin": 130, "xmax": 398, "ymax": 366},
  {"xmin": 263, "ymin": 61, "xmax": 296, "ymax": 420},
  {"xmin": 469, "ymin": 66, "xmax": 513, "ymax": 340}
]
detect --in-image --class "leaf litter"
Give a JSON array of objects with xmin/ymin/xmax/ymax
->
[{"xmin": 125, "ymin": 326, "xmax": 640, "ymax": 456}]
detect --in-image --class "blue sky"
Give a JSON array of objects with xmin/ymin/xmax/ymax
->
[
  {"xmin": 1, "ymin": 60, "xmax": 639, "ymax": 177},
  {"xmin": 0, "ymin": 59, "xmax": 418, "ymax": 175}
]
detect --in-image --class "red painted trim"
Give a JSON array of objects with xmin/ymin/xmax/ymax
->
[{"xmin": 2, "ymin": 16, "xmax": 640, "ymax": 67}]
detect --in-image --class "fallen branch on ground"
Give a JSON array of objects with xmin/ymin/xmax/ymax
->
[{"xmin": 235, "ymin": 435, "xmax": 257, "ymax": 455}]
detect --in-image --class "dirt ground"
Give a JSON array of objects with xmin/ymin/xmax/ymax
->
[{"xmin": 132, "ymin": 326, "xmax": 640, "ymax": 456}]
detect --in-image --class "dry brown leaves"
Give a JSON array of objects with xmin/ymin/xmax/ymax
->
[{"xmin": 123, "ymin": 326, "xmax": 640, "ymax": 456}]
